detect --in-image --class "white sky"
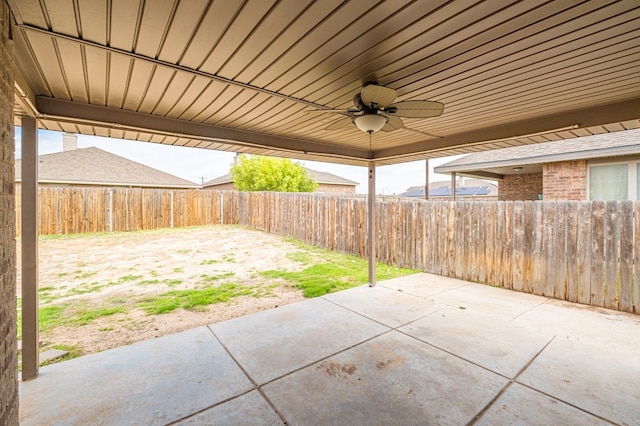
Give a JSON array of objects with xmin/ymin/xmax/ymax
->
[{"xmin": 14, "ymin": 128, "xmax": 461, "ymax": 195}]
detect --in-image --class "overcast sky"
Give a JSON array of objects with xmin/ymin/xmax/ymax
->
[{"xmin": 14, "ymin": 128, "xmax": 461, "ymax": 195}]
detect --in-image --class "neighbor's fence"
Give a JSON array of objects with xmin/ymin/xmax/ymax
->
[{"xmin": 15, "ymin": 186, "xmax": 639, "ymax": 313}]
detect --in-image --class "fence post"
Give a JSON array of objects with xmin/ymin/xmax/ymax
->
[
  {"xmin": 170, "ymin": 190, "xmax": 174, "ymax": 228},
  {"xmin": 108, "ymin": 188, "xmax": 114, "ymax": 232}
]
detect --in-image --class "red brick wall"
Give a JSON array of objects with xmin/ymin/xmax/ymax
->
[
  {"xmin": 542, "ymin": 160, "xmax": 587, "ymax": 200},
  {"xmin": 498, "ymin": 172, "xmax": 542, "ymax": 201},
  {"xmin": 0, "ymin": 1, "xmax": 18, "ymax": 423}
]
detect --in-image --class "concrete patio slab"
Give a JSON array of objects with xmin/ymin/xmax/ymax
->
[
  {"xmin": 517, "ymin": 338, "xmax": 640, "ymax": 426},
  {"xmin": 379, "ymin": 272, "xmax": 469, "ymax": 297},
  {"xmin": 323, "ymin": 284, "xmax": 446, "ymax": 328},
  {"xmin": 400, "ymin": 306, "xmax": 554, "ymax": 378},
  {"xmin": 262, "ymin": 331, "xmax": 508, "ymax": 425},
  {"xmin": 475, "ymin": 383, "xmax": 611, "ymax": 426},
  {"xmin": 19, "ymin": 274, "xmax": 640, "ymax": 425},
  {"xmin": 20, "ymin": 327, "xmax": 253, "ymax": 425},
  {"xmin": 174, "ymin": 391, "xmax": 282, "ymax": 425},
  {"xmin": 209, "ymin": 297, "xmax": 389, "ymax": 384}
]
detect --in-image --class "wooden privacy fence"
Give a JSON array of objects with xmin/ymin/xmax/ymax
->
[{"xmin": 15, "ymin": 186, "xmax": 639, "ymax": 313}]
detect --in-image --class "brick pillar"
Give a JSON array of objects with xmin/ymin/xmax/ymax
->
[{"xmin": 0, "ymin": 1, "xmax": 18, "ymax": 424}]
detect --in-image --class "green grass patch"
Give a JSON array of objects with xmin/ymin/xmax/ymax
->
[
  {"xmin": 261, "ymin": 256, "xmax": 417, "ymax": 298},
  {"xmin": 138, "ymin": 279, "xmax": 161, "ymax": 285},
  {"xmin": 69, "ymin": 306, "xmax": 125, "ymax": 326},
  {"xmin": 286, "ymin": 251, "xmax": 313, "ymax": 264},
  {"xmin": 200, "ymin": 259, "xmax": 220, "ymax": 265},
  {"xmin": 40, "ymin": 344, "xmax": 83, "ymax": 366},
  {"xmin": 173, "ymin": 267, "xmax": 184, "ymax": 273},
  {"xmin": 137, "ymin": 283, "xmax": 255, "ymax": 315},
  {"xmin": 118, "ymin": 274, "xmax": 143, "ymax": 282},
  {"xmin": 200, "ymin": 272, "xmax": 235, "ymax": 282}
]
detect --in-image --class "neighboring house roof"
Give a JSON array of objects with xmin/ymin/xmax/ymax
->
[
  {"xmin": 202, "ymin": 167, "xmax": 358, "ymax": 188},
  {"xmin": 400, "ymin": 179, "xmax": 498, "ymax": 198},
  {"xmin": 15, "ymin": 147, "xmax": 198, "ymax": 188},
  {"xmin": 434, "ymin": 128, "xmax": 640, "ymax": 178}
]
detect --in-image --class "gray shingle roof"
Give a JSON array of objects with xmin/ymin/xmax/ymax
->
[
  {"xmin": 203, "ymin": 167, "xmax": 358, "ymax": 188},
  {"xmin": 16, "ymin": 147, "xmax": 198, "ymax": 188},
  {"xmin": 435, "ymin": 128, "xmax": 640, "ymax": 173},
  {"xmin": 401, "ymin": 179, "xmax": 498, "ymax": 197}
]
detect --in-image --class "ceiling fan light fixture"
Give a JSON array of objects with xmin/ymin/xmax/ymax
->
[{"xmin": 353, "ymin": 114, "xmax": 388, "ymax": 133}]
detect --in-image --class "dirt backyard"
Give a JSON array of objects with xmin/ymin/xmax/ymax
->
[{"xmin": 17, "ymin": 226, "xmax": 313, "ymax": 358}]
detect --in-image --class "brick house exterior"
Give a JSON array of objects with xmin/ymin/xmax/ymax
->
[
  {"xmin": 435, "ymin": 130, "xmax": 640, "ymax": 201},
  {"xmin": 498, "ymin": 172, "xmax": 542, "ymax": 201},
  {"xmin": 1, "ymin": 1, "xmax": 18, "ymax": 423}
]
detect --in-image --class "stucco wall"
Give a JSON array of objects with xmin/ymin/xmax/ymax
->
[
  {"xmin": 0, "ymin": 1, "xmax": 18, "ymax": 423},
  {"xmin": 498, "ymin": 172, "xmax": 543, "ymax": 201},
  {"xmin": 542, "ymin": 160, "xmax": 587, "ymax": 200},
  {"xmin": 315, "ymin": 183, "xmax": 356, "ymax": 194}
]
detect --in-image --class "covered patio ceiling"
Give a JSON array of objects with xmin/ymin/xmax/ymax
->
[{"xmin": 9, "ymin": 0, "xmax": 640, "ymax": 166}]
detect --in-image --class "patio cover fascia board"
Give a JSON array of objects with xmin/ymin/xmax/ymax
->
[
  {"xmin": 374, "ymin": 97, "xmax": 640, "ymax": 163},
  {"xmin": 35, "ymin": 97, "xmax": 371, "ymax": 164},
  {"xmin": 435, "ymin": 144, "xmax": 640, "ymax": 175}
]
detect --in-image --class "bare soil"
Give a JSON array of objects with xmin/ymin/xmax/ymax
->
[{"xmin": 17, "ymin": 226, "xmax": 307, "ymax": 357}]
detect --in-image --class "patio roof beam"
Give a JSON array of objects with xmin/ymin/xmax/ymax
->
[
  {"xmin": 373, "ymin": 97, "xmax": 640, "ymax": 161},
  {"xmin": 35, "ymin": 97, "xmax": 370, "ymax": 162}
]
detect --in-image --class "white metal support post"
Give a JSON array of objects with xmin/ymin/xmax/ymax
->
[
  {"xmin": 368, "ymin": 161, "xmax": 376, "ymax": 287},
  {"xmin": 21, "ymin": 116, "xmax": 39, "ymax": 380}
]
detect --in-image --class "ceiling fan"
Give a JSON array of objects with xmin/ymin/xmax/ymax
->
[{"xmin": 308, "ymin": 83, "xmax": 444, "ymax": 134}]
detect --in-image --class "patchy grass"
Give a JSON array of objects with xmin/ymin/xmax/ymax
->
[
  {"xmin": 200, "ymin": 272, "xmax": 235, "ymax": 282},
  {"xmin": 137, "ymin": 283, "xmax": 256, "ymax": 315},
  {"xmin": 262, "ymin": 245, "xmax": 417, "ymax": 297}
]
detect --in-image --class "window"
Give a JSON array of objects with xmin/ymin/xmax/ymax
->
[{"xmin": 588, "ymin": 161, "xmax": 639, "ymax": 200}]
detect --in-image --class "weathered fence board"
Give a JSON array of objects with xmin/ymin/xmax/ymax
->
[{"xmin": 15, "ymin": 187, "xmax": 639, "ymax": 314}]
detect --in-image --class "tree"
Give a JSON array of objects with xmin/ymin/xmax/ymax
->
[{"xmin": 230, "ymin": 155, "xmax": 318, "ymax": 192}]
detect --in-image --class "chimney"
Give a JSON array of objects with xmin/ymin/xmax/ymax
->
[{"xmin": 63, "ymin": 133, "xmax": 78, "ymax": 151}]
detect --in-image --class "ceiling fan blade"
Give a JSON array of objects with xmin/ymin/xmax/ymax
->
[
  {"xmin": 325, "ymin": 116, "xmax": 353, "ymax": 130},
  {"xmin": 381, "ymin": 115, "xmax": 403, "ymax": 132},
  {"xmin": 386, "ymin": 100, "xmax": 444, "ymax": 118},
  {"xmin": 361, "ymin": 84, "xmax": 397, "ymax": 108},
  {"xmin": 304, "ymin": 108, "xmax": 355, "ymax": 114}
]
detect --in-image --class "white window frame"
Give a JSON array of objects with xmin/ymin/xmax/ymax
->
[{"xmin": 587, "ymin": 158, "xmax": 640, "ymax": 201}]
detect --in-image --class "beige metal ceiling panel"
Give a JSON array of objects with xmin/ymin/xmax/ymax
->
[
  {"xmin": 248, "ymin": 0, "xmax": 386, "ymax": 90},
  {"xmin": 10, "ymin": 0, "xmax": 640, "ymax": 166},
  {"xmin": 191, "ymin": 83, "xmax": 245, "ymax": 123},
  {"xmin": 172, "ymin": 80, "xmax": 220, "ymax": 121},
  {"xmin": 78, "ymin": 0, "xmax": 108, "ymax": 45},
  {"xmin": 85, "ymin": 45, "xmax": 108, "ymax": 105},
  {"xmin": 232, "ymin": 0, "xmax": 343, "ymax": 83},
  {"xmin": 266, "ymin": 0, "xmax": 422, "ymax": 96},
  {"xmin": 107, "ymin": 53, "xmax": 132, "ymax": 108},
  {"xmin": 151, "ymin": 71, "xmax": 194, "ymax": 116},
  {"xmin": 156, "ymin": 0, "xmax": 209, "ymax": 64},
  {"xmin": 178, "ymin": 1, "xmax": 244, "ymax": 69},
  {"xmin": 136, "ymin": 66, "xmax": 175, "ymax": 114},
  {"xmin": 23, "ymin": 31, "xmax": 69, "ymax": 99},
  {"xmin": 216, "ymin": 0, "xmax": 317, "ymax": 80},
  {"xmin": 121, "ymin": 59, "xmax": 154, "ymax": 111},
  {"xmin": 133, "ymin": 0, "xmax": 175, "ymax": 58},
  {"xmin": 108, "ymin": 0, "xmax": 140, "ymax": 51},
  {"xmin": 8, "ymin": 0, "xmax": 46, "ymax": 27},
  {"xmin": 40, "ymin": 0, "xmax": 77, "ymax": 36},
  {"xmin": 290, "ymin": 0, "xmax": 506, "ymax": 102},
  {"xmin": 54, "ymin": 38, "xmax": 86, "ymax": 102},
  {"xmin": 198, "ymin": 0, "xmax": 280, "ymax": 76},
  {"xmin": 165, "ymin": 76, "xmax": 211, "ymax": 119}
]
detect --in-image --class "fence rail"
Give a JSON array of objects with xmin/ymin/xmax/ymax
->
[{"xmin": 16, "ymin": 186, "xmax": 639, "ymax": 314}]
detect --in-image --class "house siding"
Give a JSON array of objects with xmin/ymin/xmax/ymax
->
[
  {"xmin": 0, "ymin": 2, "xmax": 18, "ymax": 423},
  {"xmin": 498, "ymin": 172, "xmax": 542, "ymax": 201},
  {"xmin": 315, "ymin": 183, "xmax": 356, "ymax": 194},
  {"xmin": 543, "ymin": 160, "xmax": 587, "ymax": 200}
]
